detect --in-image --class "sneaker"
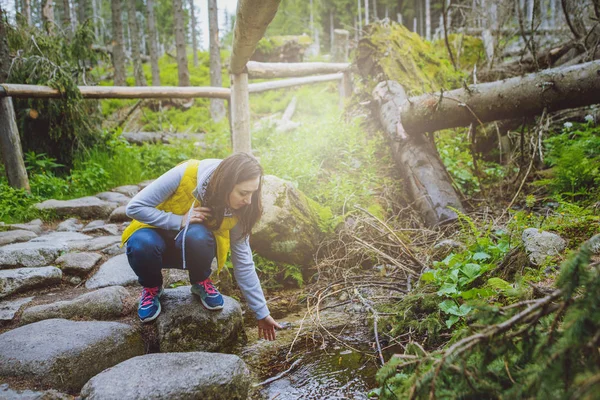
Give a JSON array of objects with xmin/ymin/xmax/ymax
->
[
  {"xmin": 138, "ymin": 286, "xmax": 163, "ymax": 322},
  {"xmin": 191, "ymin": 278, "xmax": 224, "ymax": 310}
]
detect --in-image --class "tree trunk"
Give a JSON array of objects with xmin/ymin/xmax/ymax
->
[
  {"xmin": 208, "ymin": 0, "xmax": 225, "ymax": 121},
  {"xmin": 0, "ymin": 6, "xmax": 9, "ymax": 82},
  {"xmin": 127, "ymin": 0, "xmax": 147, "ymax": 86},
  {"xmin": 364, "ymin": 0, "xmax": 369, "ymax": 25},
  {"xmin": 230, "ymin": 0, "xmax": 281, "ymax": 74},
  {"xmin": 0, "ymin": 97, "xmax": 30, "ymax": 192},
  {"xmin": 145, "ymin": 0, "xmax": 160, "ymax": 86},
  {"xmin": 42, "ymin": 0, "xmax": 55, "ymax": 35},
  {"xmin": 395, "ymin": 60, "xmax": 600, "ymax": 136},
  {"xmin": 92, "ymin": 0, "xmax": 98, "ymax": 39},
  {"xmin": 111, "ymin": 0, "xmax": 127, "ymax": 86},
  {"xmin": 62, "ymin": 0, "xmax": 72, "ymax": 37},
  {"xmin": 425, "ymin": 0, "xmax": 431, "ymax": 40},
  {"xmin": 373, "ymin": 81, "xmax": 463, "ymax": 227},
  {"xmin": 189, "ymin": 0, "xmax": 199, "ymax": 68},
  {"xmin": 24, "ymin": 0, "xmax": 32, "ymax": 25},
  {"xmin": 173, "ymin": 0, "xmax": 190, "ymax": 86}
]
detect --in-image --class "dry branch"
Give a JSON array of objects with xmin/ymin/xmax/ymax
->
[{"xmin": 247, "ymin": 61, "xmax": 350, "ymax": 79}]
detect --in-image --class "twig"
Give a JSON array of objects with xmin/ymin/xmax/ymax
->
[
  {"xmin": 252, "ymin": 358, "xmax": 303, "ymax": 387},
  {"xmin": 355, "ymin": 288, "xmax": 385, "ymax": 365}
]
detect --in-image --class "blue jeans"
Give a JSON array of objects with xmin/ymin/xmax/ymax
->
[{"xmin": 126, "ymin": 224, "xmax": 215, "ymax": 288}]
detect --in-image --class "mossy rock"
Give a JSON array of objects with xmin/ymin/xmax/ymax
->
[
  {"xmin": 356, "ymin": 22, "xmax": 468, "ymax": 96},
  {"xmin": 251, "ymin": 175, "xmax": 323, "ymax": 267}
]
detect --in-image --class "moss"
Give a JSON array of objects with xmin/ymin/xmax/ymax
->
[{"xmin": 356, "ymin": 22, "xmax": 469, "ymax": 96}]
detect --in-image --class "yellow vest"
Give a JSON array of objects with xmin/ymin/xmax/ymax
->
[{"xmin": 121, "ymin": 159, "xmax": 238, "ymax": 273}]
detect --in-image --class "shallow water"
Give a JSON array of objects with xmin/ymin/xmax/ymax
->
[{"xmin": 259, "ymin": 346, "xmax": 379, "ymax": 400}]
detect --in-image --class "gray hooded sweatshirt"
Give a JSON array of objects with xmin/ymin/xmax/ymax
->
[{"xmin": 125, "ymin": 159, "xmax": 269, "ymax": 320}]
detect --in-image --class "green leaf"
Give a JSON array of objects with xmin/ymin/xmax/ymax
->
[
  {"xmin": 461, "ymin": 263, "xmax": 482, "ymax": 279},
  {"xmin": 446, "ymin": 315, "xmax": 460, "ymax": 329},
  {"xmin": 437, "ymin": 284, "xmax": 459, "ymax": 296},
  {"xmin": 420, "ymin": 271, "xmax": 435, "ymax": 282},
  {"xmin": 472, "ymin": 252, "xmax": 491, "ymax": 261},
  {"xmin": 457, "ymin": 304, "xmax": 473, "ymax": 316},
  {"xmin": 439, "ymin": 300, "xmax": 458, "ymax": 315}
]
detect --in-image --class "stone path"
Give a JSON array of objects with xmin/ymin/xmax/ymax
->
[{"xmin": 0, "ymin": 183, "xmax": 250, "ymax": 398}]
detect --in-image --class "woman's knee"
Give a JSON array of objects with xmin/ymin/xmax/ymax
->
[
  {"xmin": 127, "ymin": 229, "xmax": 166, "ymax": 257},
  {"xmin": 184, "ymin": 224, "xmax": 215, "ymax": 256}
]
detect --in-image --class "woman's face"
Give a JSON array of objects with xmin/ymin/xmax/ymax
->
[{"xmin": 228, "ymin": 177, "xmax": 260, "ymax": 210}]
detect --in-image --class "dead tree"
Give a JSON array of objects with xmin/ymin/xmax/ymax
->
[
  {"xmin": 111, "ymin": 0, "xmax": 127, "ymax": 86},
  {"xmin": 145, "ymin": 0, "xmax": 160, "ymax": 86},
  {"xmin": 127, "ymin": 0, "xmax": 146, "ymax": 86}
]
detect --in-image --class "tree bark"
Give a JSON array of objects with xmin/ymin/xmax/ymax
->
[
  {"xmin": 0, "ymin": 6, "xmax": 9, "ymax": 83},
  {"xmin": 373, "ymin": 81, "xmax": 463, "ymax": 227},
  {"xmin": 127, "ymin": 0, "xmax": 147, "ymax": 86},
  {"xmin": 230, "ymin": 0, "xmax": 281, "ymax": 74},
  {"xmin": 173, "ymin": 0, "xmax": 190, "ymax": 86},
  {"xmin": 42, "ymin": 0, "xmax": 55, "ymax": 35},
  {"xmin": 23, "ymin": 0, "xmax": 31, "ymax": 25},
  {"xmin": 208, "ymin": 0, "xmax": 225, "ymax": 121},
  {"xmin": 246, "ymin": 61, "xmax": 350, "ymax": 79},
  {"xmin": 189, "ymin": 0, "xmax": 199, "ymax": 68},
  {"xmin": 0, "ymin": 97, "xmax": 30, "ymax": 192},
  {"xmin": 396, "ymin": 60, "xmax": 600, "ymax": 136},
  {"xmin": 62, "ymin": 0, "xmax": 72, "ymax": 36},
  {"xmin": 145, "ymin": 0, "xmax": 160, "ymax": 86},
  {"xmin": 425, "ymin": 0, "xmax": 431, "ymax": 40},
  {"xmin": 111, "ymin": 0, "xmax": 127, "ymax": 86}
]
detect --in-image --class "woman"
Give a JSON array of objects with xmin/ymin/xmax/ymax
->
[{"xmin": 122, "ymin": 153, "xmax": 280, "ymax": 341}]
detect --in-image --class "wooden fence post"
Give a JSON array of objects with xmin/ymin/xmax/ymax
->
[
  {"xmin": 339, "ymin": 71, "xmax": 353, "ymax": 108},
  {"xmin": 0, "ymin": 96, "xmax": 30, "ymax": 192},
  {"xmin": 231, "ymin": 72, "xmax": 251, "ymax": 153}
]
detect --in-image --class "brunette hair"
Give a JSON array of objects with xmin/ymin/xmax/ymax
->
[{"xmin": 204, "ymin": 152, "xmax": 263, "ymax": 238}]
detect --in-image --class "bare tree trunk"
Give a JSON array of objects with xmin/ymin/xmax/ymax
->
[
  {"xmin": 62, "ymin": 0, "xmax": 72, "ymax": 36},
  {"xmin": 173, "ymin": 0, "xmax": 190, "ymax": 86},
  {"xmin": 42, "ymin": 0, "xmax": 55, "ymax": 35},
  {"xmin": 364, "ymin": 0, "xmax": 369, "ymax": 25},
  {"xmin": 189, "ymin": 0, "xmax": 199, "ymax": 68},
  {"xmin": 146, "ymin": 0, "xmax": 160, "ymax": 86},
  {"xmin": 24, "ymin": 0, "xmax": 32, "ymax": 25},
  {"xmin": 111, "ymin": 0, "xmax": 127, "ymax": 86},
  {"xmin": 92, "ymin": 0, "xmax": 98, "ymax": 39},
  {"xmin": 425, "ymin": 0, "xmax": 431, "ymax": 40},
  {"xmin": 357, "ymin": 0, "xmax": 362, "ymax": 33},
  {"xmin": 208, "ymin": 0, "xmax": 225, "ymax": 121},
  {"xmin": 0, "ymin": 6, "xmax": 9, "ymax": 82},
  {"xmin": 127, "ymin": 0, "xmax": 146, "ymax": 86},
  {"xmin": 373, "ymin": 81, "xmax": 463, "ymax": 227}
]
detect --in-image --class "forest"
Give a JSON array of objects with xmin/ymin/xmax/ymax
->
[{"xmin": 0, "ymin": 0, "xmax": 599, "ymax": 399}]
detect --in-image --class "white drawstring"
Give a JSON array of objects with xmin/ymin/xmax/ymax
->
[{"xmin": 175, "ymin": 199, "xmax": 196, "ymax": 270}]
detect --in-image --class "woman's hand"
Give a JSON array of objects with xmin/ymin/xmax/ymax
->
[
  {"xmin": 183, "ymin": 206, "xmax": 213, "ymax": 228},
  {"xmin": 258, "ymin": 315, "xmax": 281, "ymax": 341}
]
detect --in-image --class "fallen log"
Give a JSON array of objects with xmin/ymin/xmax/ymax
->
[
  {"xmin": 397, "ymin": 60, "xmax": 600, "ymax": 136},
  {"xmin": 373, "ymin": 81, "xmax": 464, "ymax": 227}
]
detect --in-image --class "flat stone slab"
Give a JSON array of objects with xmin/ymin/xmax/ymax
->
[
  {"xmin": 35, "ymin": 197, "xmax": 118, "ymax": 219},
  {"xmin": 80, "ymin": 352, "xmax": 250, "ymax": 400},
  {"xmin": 0, "ymin": 230, "xmax": 38, "ymax": 246},
  {"xmin": 0, "ymin": 383, "xmax": 70, "ymax": 400},
  {"xmin": 522, "ymin": 228, "xmax": 567, "ymax": 265},
  {"xmin": 0, "ymin": 319, "xmax": 145, "ymax": 392},
  {"xmin": 96, "ymin": 192, "xmax": 131, "ymax": 206},
  {"xmin": 108, "ymin": 206, "xmax": 131, "ymax": 222},
  {"xmin": 157, "ymin": 286, "xmax": 243, "ymax": 353},
  {"xmin": 86, "ymin": 254, "xmax": 138, "ymax": 289},
  {"xmin": 30, "ymin": 231, "xmax": 92, "ymax": 245},
  {"xmin": 69, "ymin": 236, "xmax": 121, "ymax": 252},
  {"xmin": 112, "ymin": 185, "xmax": 139, "ymax": 197},
  {"xmin": 0, "ymin": 241, "xmax": 65, "ymax": 268},
  {"xmin": 21, "ymin": 286, "xmax": 131, "ymax": 324},
  {"xmin": 8, "ymin": 219, "xmax": 44, "ymax": 235},
  {"xmin": 0, "ymin": 296, "xmax": 34, "ymax": 323},
  {"xmin": 82, "ymin": 222, "xmax": 119, "ymax": 236},
  {"xmin": 56, "ymin": 218, "xmax": 84, "ymax": 232},
  {"xmin": 0, "ymin": 267, "xmax": 62, "ymax": 299},
  {"xmin": 55, "ymin": 252, "xmax": 102, "ymax": 276}
]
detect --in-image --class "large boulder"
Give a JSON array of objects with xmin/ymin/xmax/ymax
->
[
  {"xmin": 0, "ymin": 319, "xmax": 144, "ymax": 392},
  {"xmin": 35, "ymin": 197, "xmax": 118, "ymax": 219},
  {"xmin": 0, "ymin": 241, "xmax": 65, "ymax": 268},
  {"xmin": 86, "ymin": 254, "xmax": 138, "ymax": 289},
  {"xmin": 80, "ymin": 352, "xmax": 251, "ymax": 400},
  {"xmin": 157, "ymin": 286, "xmax": 243, "ymax": 353},
  {"xmin": 251, "ymin": 175, "xmax": 323, "ymax": 266},
  {"xmin": 7, "ymin": 219, "xmax": 44, "ymax": 235},
  {"xmin": 20, "ymin": 286, "xmax": 131, "ymax": 324},
  {"xmin": 112, "ymin": 185, "xmax": 139, "ymax": 197},
  {"xmin": 95, "ymin": 192, "xmax": 131, "ymax": 206},
  {"xmin": 0, "ymin": 267, "xmax": 62, "ymax": 299},
  {"xmin": 522, "ymin": 228, "xmax": 567, "ymax": 266}
]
